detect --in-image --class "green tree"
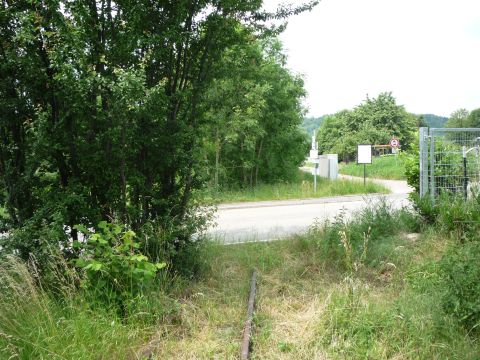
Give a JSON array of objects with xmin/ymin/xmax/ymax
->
[
  {"xmin": 316, "ymin": 92, "xmax": 417, "ymax": 162},
  {"xmin": 446, "ymin": 109, "xmax": 470, "ymax": 128},
  {"xmin": 202, "ymin": 36, "xmax": 308, "ymax": 187},
  {"xmin": 0, "ymin": 0, "xmax": 319, "ymax": 265},
  {"xmin": 466, "ymin": 108, "xmax": 480, "ymax": 128}
]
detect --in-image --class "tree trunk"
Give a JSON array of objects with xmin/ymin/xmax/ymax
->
[
  {"xmin": 214, "ymin": 128, "xmax": 221, "ymax": 187},
  {"xmin": 255, "ymin": 138, "xmax": 264, "ymax": 186},
  {"xmin": 120, "ymin": 121, "xmax": 127, "ymax": 222}
]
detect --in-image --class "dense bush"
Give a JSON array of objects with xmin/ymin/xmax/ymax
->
[{"xmin": 0, "ymin": 254, "xmax": 177, "ymax": 359}]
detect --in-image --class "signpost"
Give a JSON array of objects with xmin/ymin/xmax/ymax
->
[
  {"xmin": 309, "ymin": 132, "xmax": 319, "ymax": 193},
  {"xmin": 357, "ymin": 144, "xmax": 372, "ymax": 186}
]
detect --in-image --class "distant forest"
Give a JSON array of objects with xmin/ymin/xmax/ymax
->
[
  {"xmin": 301, "ymin": 116, "xmax": 325, "ymax": 135},
  {"xmin": 420, "ymin": 114, "xmax": 449, "ymax": 128},
  {"xmin": 301, "ymin": 113, "xmax": 449, "ymax": 135}
]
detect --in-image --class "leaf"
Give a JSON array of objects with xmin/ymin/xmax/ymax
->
[
  {"xmin": 85, "ymin": 262, "xmax": 103, "ymax": 271},
  {"xmin": 97, "ymin": 221, "xmax": 108, "ymax": 230},
  {"xmin": 74, "ymin": 224, "xmax": 89, "ymax": 234},
  {"xmin": 155, "ymin": 262, "xmax": 167, "ymax": 270}
]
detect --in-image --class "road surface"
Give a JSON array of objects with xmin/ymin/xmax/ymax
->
[{"xmin": 207, "ymin": 177, "xmax": 413, "ymax": 244}]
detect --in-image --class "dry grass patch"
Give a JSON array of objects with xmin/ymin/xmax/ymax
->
[{"xmin": 147, "ymin": 228, "xmax": 479, "ymax": 359}]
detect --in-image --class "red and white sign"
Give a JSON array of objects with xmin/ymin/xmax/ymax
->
[{"xmin": 390, "ymin": 138, "xmax": 400, "ymax": 148}]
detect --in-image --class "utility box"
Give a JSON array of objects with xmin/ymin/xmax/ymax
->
[{"xmin": 311, "ymin": 154, "xmax": 338, "ymax": 180}]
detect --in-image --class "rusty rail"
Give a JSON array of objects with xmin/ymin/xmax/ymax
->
[{"xmin": 240, "ymin": 269, "xmax": 258, "ymax": 360}]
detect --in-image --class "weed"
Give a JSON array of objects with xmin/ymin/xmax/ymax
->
[{"xmin": 73, "ymin": 221, "xmax": 166, "ymax": 315}]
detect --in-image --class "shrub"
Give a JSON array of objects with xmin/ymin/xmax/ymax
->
[
  {"xmin": 418, "ymin": 195, "xmax": 480, "ymax": 332},
  {"xmin": 402, "ymin": 149, "xmax": 420, "ymax": 193},
  {"xmin": 413, "ymin": 193, "xmax": 480, "ymax": 239},
  {"xmin": 441, "ymin": 241, "xmax": 480, "ymax": 333},
  {"xmin": 74, "ymin": 221, "xmax": 166, "ymax": 314}
]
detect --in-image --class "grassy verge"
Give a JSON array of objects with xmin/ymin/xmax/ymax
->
[
  {"xmin": 3, "ymin": 200, "xmax": 479, "ymax": 359},
  {"xmin": 146, "ymin": 204, "xmax": 479, "ymax": 359},
  {"xmin": 340, "ymin": 154, "xmax": 406, "ymax": 180},
  {"xmin": 202, "ymin": 171, "xmax": 388, "ymax": 203},
  {"xmin": 0, "ymin": 257, "xmax": 157, "ymax": 359}
]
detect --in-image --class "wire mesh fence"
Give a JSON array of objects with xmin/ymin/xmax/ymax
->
[{"xmin": 420, "ymin": 127, "xmax": 480, "ymax": 199}]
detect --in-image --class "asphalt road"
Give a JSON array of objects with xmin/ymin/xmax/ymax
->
[{"xmin": 207, "ymin": 177, "xmax": 413, "ymax": 244}]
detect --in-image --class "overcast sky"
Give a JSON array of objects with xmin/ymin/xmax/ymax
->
[{"xmin": 262, "ymin": 0, "xmax": 480, "ymax": 117}]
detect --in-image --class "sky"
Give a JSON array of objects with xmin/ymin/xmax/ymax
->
[{"xmin": 262, "ymin": 0, "xmax": 480, "ymax": 117}]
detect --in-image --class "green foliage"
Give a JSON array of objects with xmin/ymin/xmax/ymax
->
[
  {"xmin": 441, "ymin": 240, "xmax": 480, "ymax": 333},
  {"xmin": 310, "ymin": 200, "xmax": 419, "ymax": 270},
  {"xmin": 319, "ymin": 278, "xmax": 477, "ymax": 359},
  {"xmin": 317, "ymin": 92, "xmax": 417, "ymax": 162},
  {"xmin": 413, "ymin": 194, "xmax": 480, "ymax": 333},
  {"xmin": 445, "ymin": 108, "xmax": 480, "ymax": 128},
  {"xmin": 402, "ymin": 133, "xmax": 421, "ymax": 192},
  {"xmin": 206, "ymin": 170, "xmax": 387, "ymax": 203},
  {"xmin": 202, "ymin": 37, "xmax": 308, "ymax": 188},
  {"xmin": 74, "ymin": 222, "xmax": 166, "ymax": 312},
  {"xmin": 446, "ymin": 109, "xmax": 470, "ymax": 128},
  {"xmin": 0, "ymin": 0, "xmax": 317, "ymax": 268},
  {"xmin": 468, "ymin": 108, "xmax": 480, "ymax": 128},
  {"xmin": 0, "ymin": 255, "xmax": 177, "ymax": 359}
]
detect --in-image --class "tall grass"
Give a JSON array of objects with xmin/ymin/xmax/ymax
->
[
  {"xmin": 0, "ymin": 255, "xmax": 160, "ymax": 359},
  {"xmin": 340, "ymin": 154, "xmax": 406, "ymax": 180},
  {"xmin": 203, "ymin": 171, "xmax": 388, "ymax": 203},
  {"xmin": 3, "ymin": 197, "xmax": 479, "ymax": 359},
  {"xmin": 142, "ymin": 202, "xmax": 479, "ymax": 358}
]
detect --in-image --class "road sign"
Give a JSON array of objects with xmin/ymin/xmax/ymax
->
[
  {"xmin": 357, "ymin": 144, "xmax": 372, "ymax": 164},
  {"xmin": 390, "ymin": 138, "xmax": 400, "ymax": 148},
  {"xmin": 357, "ymin": 144, "xmax": 372, "ymax": 187}
]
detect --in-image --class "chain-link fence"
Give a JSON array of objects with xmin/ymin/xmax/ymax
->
[{"xmin": 420, "ymin": 127, "xmax": 480, "ymax": 199}]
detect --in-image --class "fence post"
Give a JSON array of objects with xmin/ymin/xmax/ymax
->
[
  {"xmin": 419, "ymin": 127, "xmax": 429, "ymax": 198},
  {"xmin": 429, "ymin": 128, "xmax": 436, "ymax": 201}
]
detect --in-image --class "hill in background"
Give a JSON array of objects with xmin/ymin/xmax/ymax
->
[
  {"xmin": 420, "ymin": 114, "xmax": 449, "ymax": 128},
  {"xmin": 301, "ymin": 116, "xmax": 325, "ymax": 135}
]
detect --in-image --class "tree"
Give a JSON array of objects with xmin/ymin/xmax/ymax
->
[
  {"xmin": 446, "ymin": 109, "xmax": 470, "ymax": 128},
  {"xmin": 0, "ymin": 0, "xmax": 319, "ymax": 264},
  {"xmin": 467, "ymin": 108, "xmax": 480, "ymax": 128},
  {"xmin": 202, "ymin": 35, "xmax": 308, "ymax": 187},
  {"xmin": 316, "ymin": 92, "xmax": 417, "ymax": 162}
]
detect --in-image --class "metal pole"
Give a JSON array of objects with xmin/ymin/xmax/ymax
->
[
  {"xmin": 364, "ymin": 163, "xmax": 366, "ymax": 186},
  {"xmin": 463, "ymin": 146, "xmax": 468, "ymax": 200},
  {"xmin": 419, "ymin": 127, "xmax": 428, "ymax": 197},
  {"xmin": 430, "ymin": 128, "xmax": 435, "ymax": 201}
]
